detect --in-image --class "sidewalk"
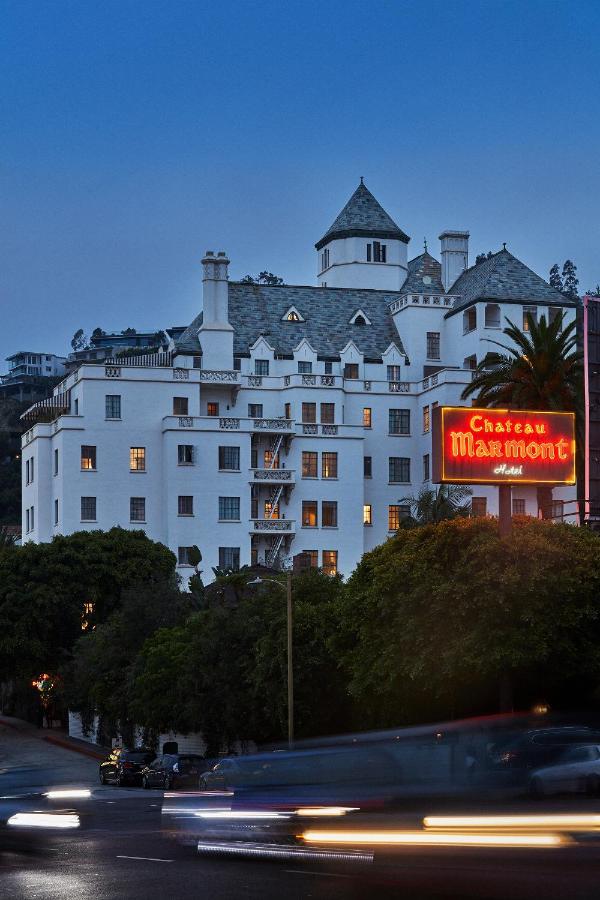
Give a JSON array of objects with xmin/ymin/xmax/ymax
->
[{"xmin": 0, "ymin": 713, "xmax": 109, "ymax": 760}]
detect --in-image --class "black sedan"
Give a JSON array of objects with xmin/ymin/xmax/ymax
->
[
  {"xmin": 99, "ymin": 748, "xmax": 155, "ymax": 786},
  {"xmin": 142, "ymin": 754, "xmax": 205, "ymax": 790}
]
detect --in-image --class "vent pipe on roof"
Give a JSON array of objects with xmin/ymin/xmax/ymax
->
[{"xmin": 439, "ymin": 231, "xmax": 469, "ymax": 291}]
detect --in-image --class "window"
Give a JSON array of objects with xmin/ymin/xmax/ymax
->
[
  {"xmin": 551, "ymin": 499, "xmax": 565, "ymax": 520},
  {"xmin": 485, "ymin": 303, "xmax": 501, "ymax": 328},
  {"xmin": 471, "ymin": 497, "xmax": 487, "ymax": 517},
  {"xmin": 105, "ymin": 395, "xmax": 121, "ymax": 418},
  {"xmin": 423, "ymin": 453, "xmax": 430, "ymax": 482},
  {"xmin": 284, "ymin": 402, "xmax": 291, "ymax": 419},
  {"xmin": 81, "ymin": 445, "xmax": 96, "ymax": 470},
  {"xmin": 129, "ymin": 447, "xmax": 145, "ymax": 471},
  {"xmin": 286, "ymin": 309, "xmax": 301, "ymax": 322},
  {"xmin": 374, "ymin": 241, "xmax": 386, "ymax": 263},
  {"xmin": 320, "ymin": 248, "xmax": 330, "ymax": 271},
  {"xmin": 233, "ymin": 357, "xmax": 242, "ymax": 371},
  {"xmin": 389, "ymin": 456, "xmax": 410, "ymax": 483},
  {"xmin": 298, "ymin": 361, "xmax": 312, "ymax": 374},
  {"xmin": 207, "ymin": 402, "xmax": 219, "ymax": 416},
  {"xmin": 324, "ymin": 361, "xmax": 333, "ymax": 374},
  {"xmin": 388, "ymin": 504, "xmax": 410, "ymax": 531},
  {"xmin": 389, "ymin": 409, "xmax": 410, "ymax": 435},
  {"xmin": 54, "ymin": 498, "xmax": 59, "ymax": 525},
  {"xmin": 322, "ymin": 501, "xmax": 338, "ymax": 527},
  {"xmin": 302, "ymin": 402, "xmax": 316, "ymax": 423},
  {"xmin": 219, "ymin": 496, "xmax": 240, "ymax": 520},
  {"xmin": 54, "ymin": 448, "xmax": 59, "ymax": 475},
  {"xmin": 423, "ymin": 406, "xmax": 430, "ymax": 433},
  {"xmin": 74, "ymin": 398, "xmax": 79, "ymax": 415},
  {"xmin": 130, "ymin": 497, "xmax": 146, "ymax": 522},
  {"xmin": 364, "ymin": 456, "xmax": 372, "ymax": 478},
  {"xmin": 363, "ymin": 407, "xmax": 372, "ymax": 428},
  {"xmin": 302, "ymin": 500, "xmax": 318, "ymax": 527},
  {"xmin": 523, "ymin": 306, "xmax": 537, "ymax": 331},
  {"xmin": 178, "ymin": 495, "xmax": 194, "ymax": 516},
  {"xmin": 255, "ymin": 359, "xmax": 269, "ymax": 376},
  {"xmin": 321, "ymin": 452, "xmax": 338, "ymax": 478},
  {"xmin": 193, "ymin": 356, "xmax": 202, "ymax": 369},
  {"xmin": 178, "ymin": 546, "xmax": 194, "ymax": 566},
  {"xmin": 264, "ymin": 500, "xmax": 280, "ymax": 519},
  {"xmin": 549, "ymin": 306, "xmax": 562, "ymax": 325},
  {"xmin": 363, "ymin": 504, "xmax": 372, "ymax": 526},
  {"xmin": 248, "ymin": 403, "xmax": 263, "ymax": 418},
  {"xmin": 219, "ymin": 547, "xmax": 240, "ymax": 571},
  {"xmin": 320, "ymin": 403, "xmax": 335, "ymax": 424},
  {"xmin": 30, "ymin": 506, "xmax": 34, "ymax": 530},
  {"xmin": 353, "ymin": 314, "xmax": 366, "ymax": 326},
  {"xmin": 81, "ymin": 497, "xmax": 96, "ymax": 521},
  {"xmin": 387, "ymin": 365, "xmax": 401, "ymax": 382},
  {"xmin": 303, "ymin": 550, "xmax": 319, "ymax": 569},
  {"xmin": 426, "ymin": 332, "xmax": 440, "ymax": 360},
  {"xmin": 30, "ymin": 457, "xmax": 34, "ymax": 482},
  {"xmin": 344, "ymin": 363, "xmax": 359, "ymax": 379},
  {"xmin": 26, "ymin": 508, "xmax": 29, "ymax": 533},
  {"xmin": 367, "ymin": 243, "xmax": 372, "ymax": 262},
  {"xmin": 464, "ymin": 354, "xmax": 477, "ymax": 371},
  {"xmin": 322, "ymin": 550, "xmax": 338, "ymax": 576},
  {"xmin": 302, "ymin": 451, "xmax": 318, "ymax": 478},
  {"xmin": 219, "ymin": 446, "xmax": 240, "ymax": 470},
  {"xmin": 463, "ymin": 307, "xmax": 477, "ymax": 333},
  {"xmin": 263, "ymin": 449, "xmax": 280, "ymax": 468},
  {"xmin": 512, "ymin": 498, "xmax": 526, "ymax": 515},
  {"xmin": 173, "ymin": 397, "xmax": 188, "ymax": 415},
  {"xmin": 178, "ymin": 444, "xmax": 194, "ymax": 465}
]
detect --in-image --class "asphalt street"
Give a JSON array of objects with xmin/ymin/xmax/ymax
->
[{"xmin": 3, "ymin": 722, "xmax": 600, "ymax": 899}]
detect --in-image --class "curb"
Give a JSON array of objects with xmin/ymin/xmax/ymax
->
[{"xmin": 43, "ymin": 733, "xmax": 106, "ymax": 761}]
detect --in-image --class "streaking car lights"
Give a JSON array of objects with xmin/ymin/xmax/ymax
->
[
  {"xmin": 7, "ymin": 812, "xmax": 80, "ymax": 829},
  {"xmin": 301, "ymin": 829, "xmax": 566, "ymax": 848},
  {"xmin": 45, "ymin": 789, "xmax": 91, "ymax": 800},
  {"xmin": 423, "ymin": 814, "xmax": 600, "ymax": 832}
]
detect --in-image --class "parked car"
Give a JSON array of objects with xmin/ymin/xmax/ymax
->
[
  {"xmin": 142, "ymin": 754, "xmax": 205, "ymax": 790},
  {"xmin": 99, "ymin": 748, "xmax": 154, "ymax": 786},
  {"xmin": 529, "ymin": 745, "xmax": 600, "ymax": 797},
  {"xmin": 198, "ymin": 758, "xmax": 243, "ymax": 791},
  {"xmin": 490, "ymin": 727, "xmax": 600, "ymax": 772}
]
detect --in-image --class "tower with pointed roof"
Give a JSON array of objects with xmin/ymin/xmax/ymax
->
[{"xmin": 315, "ymin": 180, "xmax": 410, "ymax": 290}]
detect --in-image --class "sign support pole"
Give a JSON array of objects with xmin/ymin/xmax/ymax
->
[{"xmin": 498, "ymin": 483, "xmax": 512, "ymax": 536}]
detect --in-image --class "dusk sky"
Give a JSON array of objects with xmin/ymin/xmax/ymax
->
[{"xmin": 2, "ymin": 0, "xmax": 599, "ymax": 365}]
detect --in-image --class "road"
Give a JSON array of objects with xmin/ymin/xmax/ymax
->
[{"xmin": 3, "ymin": 721, "xmax": 600, "ymax": 899}]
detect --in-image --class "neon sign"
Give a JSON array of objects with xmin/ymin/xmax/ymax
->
[{"xmin": 431, "ymin": 407, "xmax": 576, "ymax": 485}]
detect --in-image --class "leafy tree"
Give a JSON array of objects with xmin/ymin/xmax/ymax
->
[
  {"xmin": 90, "ymin": 327, "xmax": 106, "ymax": 341},
  {"xmin": 475, "ymin": 251, "xmax": 493, "ymax": 265},
  {"xmin": 151, "ymin": 331, "xmax": 166, "ymax": 346},
  {"xmin": 562, "ymin": 260, "xmax": 579, "ymax": 299},
  {"xmin": 0, "ymin": 526, "xmax": 16, "ymax": 547},
  {"xmin": 549, "ymin": 264, "xmax": 563, "ymax": 292},
  {"xmin": 70, "ymin": 329, "xmax": 87, "ymax": 351},
  {"xmin": 121, "ymin": 327, "xmax": 137, "ymax": 336},
  {"xmin": 399, "ymin": 485, "xmax": 472, "ymax": 526},
  {"xmin": 335, "ymin": 518, "xmax": 600, "ymax": 725},
  {"xmin": 0, "ymin": 398, "xmax": 29, "ymax": 524},
  {"xmin": 241, "ymin": 272, "xmax": 285, "ymax": 285},
  {"xmin": 587, "ymin": 285, "xmax": 600, "ymax": 297},
  {"xmin": 462, "ymin": 312, "xmax": 582, "ymax": 517}
]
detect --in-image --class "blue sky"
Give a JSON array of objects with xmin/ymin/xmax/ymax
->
[{"xmin": 1, "ymin": 0, "xmax": 599, "ymax": 363}]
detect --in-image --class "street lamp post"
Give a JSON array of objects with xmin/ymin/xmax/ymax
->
[{"xmin": 248, "ymin": 570, "xmax": 294, "ymax": 748}]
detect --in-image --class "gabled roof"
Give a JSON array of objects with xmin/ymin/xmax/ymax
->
[
  {"xmin": 176, "ymin": 283, "xmax": 405, "ymax": 360},
  {"xmin": 446, "ymin": 248, "xmax": 573, "ymax": 315},
  {"xmin": 400, "ymin": 252, "xmax": 445, "ymax": 295},
  {"xmin": 315, "ymin": 181, "xmax": 410, "ymax": 250}
]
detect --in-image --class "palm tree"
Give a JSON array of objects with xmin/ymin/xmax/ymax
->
[
  {"xmin": 462, "ymin": 312, "xmax": 583, "ymax": 518},
  {"xmin": 400, "ymin": 484, "xmax": 472, "ymax": 526}
]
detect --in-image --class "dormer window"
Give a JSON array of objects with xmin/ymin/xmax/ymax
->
[
  {"xmin": 349, "ymin": 308, "xmax": 372, "ymax": 326},
  {"xmin": 367, "ymin": 241, "xmax": 386, "ymax": 263},
  {"xmin": 282, "ymin": 305, "xmax": 305, "ymax": 322}
]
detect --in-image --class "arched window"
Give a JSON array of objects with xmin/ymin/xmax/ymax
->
[
  {"xmin": 287, "ymin": 311, "xmax": 300, "ymax": 321},
  {"xmin": 353, "ymin": 315, "xmax": 366, "ymax": 326}
]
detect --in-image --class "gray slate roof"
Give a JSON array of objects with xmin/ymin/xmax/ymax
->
[
  {"xmin": 447, "ymin": 249, "xmax": 573, "ymax": 315},
  {"xmin": 176, "ymin": 282, "xmax": 405, "ymax": 360},
  {"xmin": 400, "ymin": 252, "xmax": 445, "ymax": 295},
  {"xmin": 315, "ymin": 181, "xmax": 410, "ymax": 250}
]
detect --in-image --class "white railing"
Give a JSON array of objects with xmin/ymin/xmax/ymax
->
[
  {"xmin": 253, "ymin": 418, "xmax": 293, "ymax": 431},
  {"xmin": 250, "ymin": 468, "xmax": 294, "ymax": 482},
  {"xmin": 251, "ymin": 519, "xmax": 295, "ymax": 533}
]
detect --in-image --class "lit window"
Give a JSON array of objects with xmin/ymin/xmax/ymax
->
[
  {"xmin": 320, "ymin": 403, "xmax": 335, "ymax": 424},
  {"xmin": 219, "ymin": 547, "xmax": 240, "ymax": 571},
  {"xmin": 129, "ymin": 447, "xmax": 145, "ymax": 471},
  {"xmin": 321, "ymin": 452, "xmax": 338, "ymax": 478},
  {"xmin": 178, "ymin": 445, "xmax": 194, "ymax": 465},
  {"xmin": 219, "ymin": 446, "xmax": 240, "ymax": 470},
  {"xmin": 363, "ymin": 407, "xmax": 372, "ymax": 428},
  {"xmin": 298, "ymin": 361, "xmax": 312, "ymax": 374},
  {"xmin": 471, "ymin": 497, "xmax": 487, "ymax": 517},
  {"xmin": 423, "ymin": 406, "xmax": 430, "ymax": 433},
  {"xmin": 263, "ymin": 449, "xmax": 280, "ymax": 468},
  {"xmin": 218, "ymin": 496, "xmax": 240, "ymax": 520},
  {"xmin": 207, "ymin": 402, "xmax": 219, "ymax": 416},
  {"xmin": 81, "ymin": 445, "xmax": 96, "ymax": 470},
  {"xmin": 389, "ymin": 409, "xmax": 410, "ymax": 435},
  {"xmin": 322, "ymin": 501, "xmax": 338, "ymax": 527},
  {"xmin": 302, "ymin": 501, "xmax": 318, "ymax": 527},
  {"xmin": 130, "ymin": 497, "xmax": 146, "ymax": 522},
  {"xmin": 302, "ymin": 451, "xmax": 318, "ymax": 478},
  {"xmin": 363, "ymin": 504, "xmax": 372, "ymax": 526},
  {"xmin": 255, "ymin": 359, "xmax": 269, "ymax": 376},
  {"xmin": 173, "ymin": 397, "xmax": 188, "ymax": 415},
  {"xmin": 264, "ymin": 501, "xmax": 280, "ymax": 519},
  {"xmin": 287, "ymin": 310, "xmax": 301, "ymax": 321},
  {"xmin": 178, "ymin": 495, "xmax": 194, "ymax": 516},
  {"xmin": 81, "ymin": 497, "xmax": 96, "ymax": 521},
  {"xmin": 388, "ymin": 505, "xmax": 409, "ymax": 531},
  {"xmin": 322, "ymin": 550, "xmax": 338, "ymax": 576},
  {"xmin": 523, "ymin": 306, "xmax": 537, "ymax": 331},
  {"xmin": 512, "ymin": 498, "xmax": 526, "ymax": 515},
  {"xmin": 426, "ymin": 332, "xmax": 440, "ymax": 360},
  {"xmin": 302, "ymin": 402, "xmax": 316, "ymax": 423},
  {"xmin": 389, "ymin": 457, "xmax": 411, "ymax": 483}
]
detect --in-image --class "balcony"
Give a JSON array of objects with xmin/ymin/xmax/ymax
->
[
  {"xmin": 299, "ymin": 423, "xmax": 340, "ymax": 436},
  {"xmin": 250, "ymin": 518, "xmax": 296, "ymax": 534},
  {"xmin": 251, "ymin": 417, "xmax": 294, "ymax": 433},
  {"xmin": 249, "ymin": 468, "xmax": 296, "ymax": 484},
  {"xmin": 21, "ymin": 390, "xmax": 71, "ymax": 425}
]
